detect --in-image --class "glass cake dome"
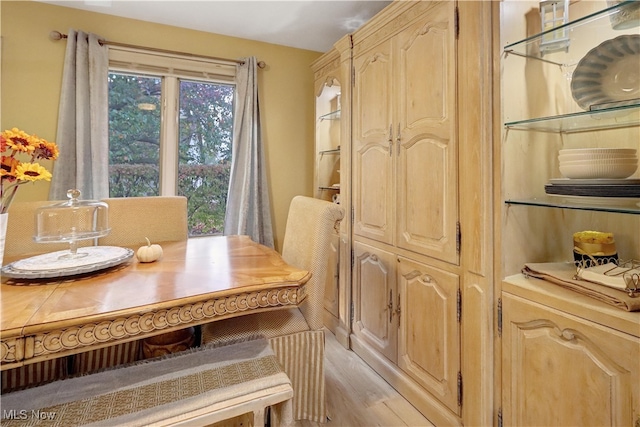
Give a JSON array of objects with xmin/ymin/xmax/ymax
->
[{"xmin": 35, "ymin": 189, "xmax": 110, "ymax": 258}]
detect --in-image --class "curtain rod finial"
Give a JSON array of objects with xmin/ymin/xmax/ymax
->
[
  {"xmin": 50, "ymin": 31, "xmax": 66, "ymax": 41},
  {"xmin": 257, "ymin": 61, "xmax": 266, "ymax": 69}
]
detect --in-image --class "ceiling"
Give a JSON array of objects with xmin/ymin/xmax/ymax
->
[{"xmin": 39, "ymin": 1, "xmax": 393, "ymax": 52}]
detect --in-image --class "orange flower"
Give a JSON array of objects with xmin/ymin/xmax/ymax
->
[
  {"xmin": 1, "ymin": 128, "xmax": 59, "ymax": 213},
  {"xmin": 34, "ymin": 140, "xmax": 59, "ymax": 161},
  {"xmin": 0, "ymin": 156, "xmax": 19, "ymax": 180},
  {"xmin": 2, "ymin": 127, "xmax": 37, "ymax": 154}
]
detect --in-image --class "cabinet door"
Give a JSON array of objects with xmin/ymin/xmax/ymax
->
[
  {"xmin": 395, "ymin": 2, "xmax": 459, "ymax": 265},
  {"xmin": 323, "ymin": 232, "xmax": 340, "ymax": 319},
  {"xmin": 352, "ymin": 241, "xmax": 398, "ymax": 363},
  {"xmin": 398, "ymin": 257, "xmax": 461, "ymax": 414},
  {"xmin": 502, "ymin": 293, "xmax": 640, "ymax": 427},
  {"xmin": 352, "ymin": 39, "xmax": 394, "ymax": 245}
]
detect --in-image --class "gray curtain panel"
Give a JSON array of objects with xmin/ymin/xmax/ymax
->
[
  {"xmin": 49, "ymin": 29, "xmax": 109, "ymax": 201},
  {"xmin": 224, "ymin": 57, "xmax": 274, "ymax": 248}
]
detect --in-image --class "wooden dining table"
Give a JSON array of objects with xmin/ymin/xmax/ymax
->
[{"xmin": 0, "ymin": 235, "xmax": 310, "ymax": 370}]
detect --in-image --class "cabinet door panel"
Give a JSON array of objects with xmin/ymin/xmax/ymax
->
[
  {"xmin": 352, "ymin": 41, "xmax": 394, "ymax": 244},
  {"xmin": 397, "ymin": 2, "xmax": 454, "ymax": 128},
  {"xmin": 395, "ymin": 2, "xmax": 458, "ymax": 264},
  {"xmin": 398, "ymin": 257, "xmax": 460, "ymax": 413},
  {"xmin": 354, "ymin": 146, "xmax": 392, "ymax": 241},
  {"xmin": 352, "ymin": 242, "xmax": 397, "ymax": 362},
  {"xmin": 502, "ymin": 293, "xmax": 639, "ymax": 427},
  {"xmin": 398, "ymin": 137, "xmax": 456, "ymax": 261}
]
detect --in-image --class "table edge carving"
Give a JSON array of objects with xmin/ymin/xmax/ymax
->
[{"xmin": 1, "ymin": 285, "xmax": 305, "ymax": 364}]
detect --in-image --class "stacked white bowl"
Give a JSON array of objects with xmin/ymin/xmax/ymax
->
[{"xmin": 558, "ymin": 148, "xmax": 638, "ymax": 179}]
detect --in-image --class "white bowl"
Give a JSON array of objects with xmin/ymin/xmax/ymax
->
[
  {"xmin": 558, "ymin": 153, "xmax": 638, "ymax": 162},
  {"xmin": 558, "ymin": 148, "xmax": 637, "ymax": 156},
  {"xmin": 559, "ymin": 158, "xmax": 638, "ymax": 165},
  {"xmin": 559, "ymin": 162, "xmax": 638, "ymax": 179}
]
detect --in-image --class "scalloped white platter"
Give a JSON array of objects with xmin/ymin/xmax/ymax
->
[
  {"xmin": 571, "ymin": 34, "xmax": 640, "ymax": 110},
  {"xmin": 1, "ymin": 246, "xmax": 134, "ymax": 279}
]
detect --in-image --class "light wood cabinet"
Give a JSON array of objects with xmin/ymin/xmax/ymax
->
[
  {"xmin": 397, "ymin": 256, "xmax": 460, "ymax": 412},
  {"xmin": 311, "ymin": 0, "xmax": 496, "ymax": 424},
  {"xmin": 352, "ymin": 35, "xmax": 394, "ymax": 244},
  {"xmin": 394, "ymin": 11, "xmax": 458, "ymax": 263},
  {"xmin": 352, "ymin": 0, "xmax": 458, "ymax": 264},
  {"xmin": 312, "ymin": 49, "xmax": 342, "ymax": 204},
  {"xmin": 498, "ymin": 2, "xmax": 640, "ymax": 425},
  {"xmin": 311, "ymin": 37, "xmax": 353, "ymax": 348},
  {"xmin": 501, "ymin": 277, "xmax": 640, "ymax": 426},
  {"xmin": 500, "ymin": 0, "xmax": 639, "ymax": 279},
  {"xmin": 352, "ymin": 242, "xmax": 398, "ymax": 363},
  {"xmin": 351, "ymin": 241, "xmax": 462, "ymax": 415},
  {"xmin": 347, "ymin": 1, "xmax": 496, "ymax": 425}
]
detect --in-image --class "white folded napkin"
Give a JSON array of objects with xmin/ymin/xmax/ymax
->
[{"xmin": 577, "ymin": 262, "xmax": 640, "ymax": 290}]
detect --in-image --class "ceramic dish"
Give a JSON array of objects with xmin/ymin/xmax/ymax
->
[
  {"xmin": 559, "ymin": 162, "xmax": 638, "ymax": 179},
  {"xmin": 559, "ymin": 148, "xmax": 637, "ymax": 155},
  {"xmin": 1, "ymin": 246, "xmax": 134, "ymax": 279},
  {"xmin": 559, "ymin": 158, "xmax": 638, "ymax": 164},
  {"xmin": 571, "ymin": 35, "xmax": 640, "ymax": 110},
  {"xmin": 545, "ymin": 182, "xmax": 640, "ymax": 197},
  {"xmin": 558, "ymin": 152, "xmax": 637, "ymax": 162},
  {"xmin": 607, "ymin": 0, "xmax": 640, "ymax": 30}
]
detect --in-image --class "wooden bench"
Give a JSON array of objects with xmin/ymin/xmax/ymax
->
[{"xmin": 0, "ymin": 337, "xmax": 293, "ymax": 427}]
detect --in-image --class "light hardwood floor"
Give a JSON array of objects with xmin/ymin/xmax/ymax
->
[{"xmin": 296, "ymin": 331, "xmax": 434, "ymax": 427}]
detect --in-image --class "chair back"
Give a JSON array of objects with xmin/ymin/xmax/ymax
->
[
  {"xmin": 5, "ymin": 200, "xmax": 72, "ymax": 258},
  {"xmin": 281, "ymin": 196, "xmax": 344, "ymax": 330},
  {"xmin": 98, "ymin": 196, "xmax": 188, "ymax": 246}
]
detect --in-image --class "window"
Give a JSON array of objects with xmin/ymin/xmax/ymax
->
[{"xmin": 107, "ymin": 48, "xmax": 236, "ymax": 236}]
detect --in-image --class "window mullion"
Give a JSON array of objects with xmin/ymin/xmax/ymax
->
[{"xmin": 160, "ymin": 76, "xmax": 179, "ymax": 196}]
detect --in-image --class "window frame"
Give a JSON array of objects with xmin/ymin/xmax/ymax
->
[{"xmin": 108, "ymin": 46, "xmax": 237, "ymax": 196}]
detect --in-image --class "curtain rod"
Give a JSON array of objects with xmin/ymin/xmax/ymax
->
[{"xmin": 50, "ymin": 30, "xmax": 266, "ymax": 68}]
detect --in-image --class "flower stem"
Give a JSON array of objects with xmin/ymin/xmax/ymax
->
[{"xmin": 1, "ymin": 182, "xmax": 22, "ymax": 214}]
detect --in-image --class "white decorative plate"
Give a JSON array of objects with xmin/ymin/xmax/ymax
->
[
  {"xmin": 1, "ymin": 246, "xmax": 134, "ymax": 279},
  {"xmin": 549, "ymin": 178, "xmax": 640, "ymax": 185},
  {"xmin": 571, "ymin": 35, "xmax": 640, "ymax": 110}
]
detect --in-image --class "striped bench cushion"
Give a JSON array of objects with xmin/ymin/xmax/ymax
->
[{"xmin": 1, "ymin": 337, "xmax": 291, "ymax": 427}]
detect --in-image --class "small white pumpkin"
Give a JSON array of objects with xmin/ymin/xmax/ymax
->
[{"xmin": 137, "ymin": 237, "xmax": 163, "ymax": 263}]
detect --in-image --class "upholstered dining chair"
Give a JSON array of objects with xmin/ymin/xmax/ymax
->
[
  {"xmin": 73, "ymin": 196, "xmax": 189, "ymax": 374},
  {"xmin": 2, "ymin": 200, "xmax": 72, "ymax": 393},
  {"xmin": 201, "ymin": 195, "xmax": 344, "ymax": 423},
  {"xmin": 4, "ymin": 200, "xmax": 82, "ymax": 258},
  {"xmin": 98, "ymin": 195, "xmax": 188, "ymax": 247}
]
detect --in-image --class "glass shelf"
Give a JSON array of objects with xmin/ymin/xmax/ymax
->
[
  {"xmin": 505, "ymin": 196, "xmax": 640, "ymax": 215},
  {"xmin": 503, "ymin": 0, "xmax": 637, "ymax": 59},
  {"xmin": 319, "ymin": 110, "xmax": 341, "ymax": 121},
  {"xmin": 319, "ymin": 148, "xmax": 340, "ymax": 155},
  {"xmin": 504, "ymin": 104, "xmax": 640, "ymax": 133},
  {"xmin": 318, "ymin": 186, "xmax": 340, "ymax": 191}
]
